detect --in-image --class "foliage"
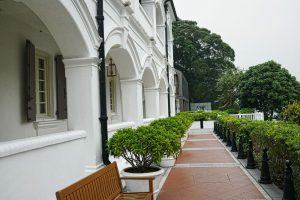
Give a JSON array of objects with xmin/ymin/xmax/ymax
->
[
  {"xmin": 108, "ymin": 115, "xmax": 194, "ymax": 172},
  {"xmin": 177, "ymin": 110, "xmax": 227, "ymax": 121},
  {"xmin": 225, "ymin": 108, "xmax": 239, "ymax": 114},
  {"xmin": 281, "ymin": 101, "xmax": 300, "ymax": 125},
  {"xmin": 108, "ymin": 127, "xmax": 168, "ymax": 172},
  {"xmin": 216, "ymin": 68, "xmax": 242, "ymax": 109},
  {"xmin": 238, "ymin": 60, "xmax": 300, "ymax": 120},
  {"xmin": 173, "ymin": 20, "xmax": 235, "ymax": 106},
  {"xmin": 239, "ymin": 108, "xmax": 255, "ymax": 114},
  {"xmin": 217, "ymin": 115, "xmax": 300, "ymax": 198},
  {"xmin": 150, "ymin": 116, "xmax": 191, "ymax": 138}
]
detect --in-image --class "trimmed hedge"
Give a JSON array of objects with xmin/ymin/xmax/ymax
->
[{"xmin": 217, "ymin": 115, "xmax": 300, "ymax": 198}]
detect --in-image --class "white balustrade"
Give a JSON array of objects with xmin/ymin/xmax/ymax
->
[{"xmin": 230, "ymin": 112, "xmax": 264, "ymax": 120}]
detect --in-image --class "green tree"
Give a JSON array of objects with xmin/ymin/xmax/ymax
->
[
  {"xmin": 216, "ymin": 68, "xmax": 242, "ymax": 109},
  {"xmin": 281, "ymin": 101, "xmax": 300, "ymax": 125},
  {"xmin": 238, "ymin": 61, "xmax": 300, "ymax": 120},
  {"xmin": 173, "ymin": 20, "xmax": 235, "ymax": 106}
]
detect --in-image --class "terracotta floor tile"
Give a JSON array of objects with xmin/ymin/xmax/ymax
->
[
  {"xmin": 158, "ymin": 167, "xmax": 265, "ymax": 200},
  {"xmin": 158, "ymin": 131, "xmax": 266, "ymax": 200},
  {"xmin": 183, "ymin": 140, "xmax": 223, "ymax": 148},
  {"xmin": 188, "ymin": 134, "xmax": 216, "ymax": 140},
  {"xmin": 176, "ymin": 149, "xmax": 235, "ymax": 164}
]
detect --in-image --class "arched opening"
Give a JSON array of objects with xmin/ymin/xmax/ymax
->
[
  {"xmin": 105, "ymin": 55, "xmax": 123, "ymax": 124},
  {"xmin": 142, "ymin": 67, "xmax": 158, "ymax": 119},
  {"xmin": 0, "ymin": 1, "xmax": 96, "ymax": 199},
  {"xmin": 106, "ymin": 46, "xmax": 140, "ymax": 125},
  {"xmin": 0, "ymin": 0, "xmax": 93, "ymax": 141}
]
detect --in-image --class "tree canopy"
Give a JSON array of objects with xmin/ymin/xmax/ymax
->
[
  {"xmin": 173, "ymin": 20, "xmax": 235, "ymax": 106},
  {"xmin": 216, "ymin": 68, "xmax": 242, "ymax": 109},
  {"xmin": 238, "ymin": 60, "xmax": 300, "ymax": 120}
]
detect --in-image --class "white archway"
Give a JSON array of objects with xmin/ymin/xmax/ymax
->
[
  {"xmin": 18, "ymin": 0, "xmax": 99, "ymax": 58},
  {"xmin": 142, "ymin": 66, "xmax": 159, "ymax": 119}
]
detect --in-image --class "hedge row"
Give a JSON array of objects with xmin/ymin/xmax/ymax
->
[{"xmin": 217, "ymin": 115, "xmax": 300, "ymax": 199}]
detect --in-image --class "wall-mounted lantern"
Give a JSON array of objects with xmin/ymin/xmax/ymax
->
[{"xmin": 107, "ymin": 58, "xmax": 117, "ymax": 77}]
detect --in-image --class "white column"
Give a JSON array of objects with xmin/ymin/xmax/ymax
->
[
  {"xmin": 144, "ymin": 88, "xmax": 159, "ymax": 118},
  {"xmin": 64, "ymin": 57, "xmax": 102, "ymax": 173},
  {"xmin": 170, "ymin": 94, "xmax": 176, "ymax": 116},
  {"xmin": 159, "ymin": 92, "xmax": 168, "ymax": 117},
  {"xmin": 120, "ymin": 79, "xmax": 143, "ymax": 126}
]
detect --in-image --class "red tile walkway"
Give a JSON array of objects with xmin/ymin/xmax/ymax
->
[{"xmin": 158, "ymin": 127, "xmax": 267, "ymax": 200}]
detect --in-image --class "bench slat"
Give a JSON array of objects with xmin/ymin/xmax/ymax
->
[{"xmin": 56, "ymin": 162, "xmax": 153, "ymax": 200}]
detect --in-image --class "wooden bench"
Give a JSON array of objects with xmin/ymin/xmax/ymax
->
[{"xmin": 56, "ymin": 162, "xmax": 154, "ymax": 200}]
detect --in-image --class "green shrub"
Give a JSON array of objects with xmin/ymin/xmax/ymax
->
[
  {"xmin": 217, "ymin": 116, "xmax": 300, "ymax": 198},
  {"xmin": 108, "ymin": 127, "xmax": 169, "ymax": 172},
  {"xmin": 225, "ymin": 108, "xmax": 239, "ymax": 114},
  {"xmin": 239, "ymin": 108, "xmax": 255, "ymax": 114},
  {"xmin": 150, "ymin": 117, "xmax": 187, "ymax": 138},
  {"xmin": 281, "ymin": 101, "xmax": 300, "ymax": 125}
]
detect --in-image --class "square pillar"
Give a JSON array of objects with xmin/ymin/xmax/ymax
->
[
  {"xmin": 159, "ymin": 92, "xmax": 168, "ymax": 117},
  {"xmin": 64, "ymin": 57, "xmax": 102, "ymax": 173},
  {"xmin": 120, "ymin": 79, "xmax": 143, "ymax": 126},
  {"xmin": 144, "ymin": 87, "xmax": 159, "ymax": 118},
  {"xmin": 170, "ymin": 94, "xmax": 176, "ymax": 116}
]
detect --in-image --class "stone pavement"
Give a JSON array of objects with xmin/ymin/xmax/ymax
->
[{"xmin": 158, "ymin": 122, "xmax": 270, "ymax": 200}]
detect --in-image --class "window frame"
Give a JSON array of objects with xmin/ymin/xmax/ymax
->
[
  {"xmin": 35, "ymin": 50, "xmax": 53, "ymax": 119},
  {"xmin": 108, "ymin": 76, "xmax": 117, "ymax": 115}
]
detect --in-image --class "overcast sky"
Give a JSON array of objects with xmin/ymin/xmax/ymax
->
[{"xmin": 173, "ymin": 0, "xmax": 300, "ymax": 81}]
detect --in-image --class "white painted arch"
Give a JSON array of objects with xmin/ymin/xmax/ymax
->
[
  {"xmin": 105, "ymin": 28, "xmax": 140, "ymax": 79},
  {"xmin": 18, "ymin": 0, "xmax": 100, "ymax": 58}
]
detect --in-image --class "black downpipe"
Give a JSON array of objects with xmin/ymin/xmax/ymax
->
[{"xmin": 96, "ymin": 0, "xmax": 110, "ymax": 165}]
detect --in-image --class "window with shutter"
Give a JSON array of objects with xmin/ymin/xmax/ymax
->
[{"xmin": 26, "ymin": 40, "xmax": 67, "ymax": 121}]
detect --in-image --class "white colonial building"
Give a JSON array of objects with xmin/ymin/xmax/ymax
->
[{"xmin": 0, "ymin": 0, "xmax": 177, "ymax": 199}]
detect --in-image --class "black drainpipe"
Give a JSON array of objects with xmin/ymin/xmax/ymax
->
[
  {"xmin": 96, "ymin": 0, "xmax": 110, "ymax": 165},
  {"xmin": 164, "ymin": 0, "xmax": 177, "ymax": 117}
]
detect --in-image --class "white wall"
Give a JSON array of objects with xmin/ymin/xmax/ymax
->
[
  {"xmin": 0, "ymin": 12, "xmax": 66, "ymax": 142},
  {"xmin": 0, "ymin": 131, "xmax": 86, "ymax": 200}
]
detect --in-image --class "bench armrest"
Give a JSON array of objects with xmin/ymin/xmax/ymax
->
[{"xmin": 120, "ymin": 176, "xmax": 154, "ymax": 197}]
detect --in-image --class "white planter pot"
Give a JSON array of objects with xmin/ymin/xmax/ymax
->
[
  {"xmin": 159, "ymin": 156, "xmax": 176, "ymax": 168},
  {"xmin": 121, "ymin": 167, "xmax": 164, "ymax": 200}
]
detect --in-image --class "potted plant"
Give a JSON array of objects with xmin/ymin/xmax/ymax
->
[
  {"xmin": 107, "ymin": 126, "xmax": 170, "ymax": 198},
  {"xmin": 159, "ymin": 130, "xmax": 181, "ymax": 167},
  {"xmin": 150, "ymin": 116, "xmax": 192, "ymax": 167}
]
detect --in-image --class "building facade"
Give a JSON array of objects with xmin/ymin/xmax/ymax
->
[
  {"xmin": 0, "ymin": 0, "xmax": 177, "ymax": 199},
  {"xmin": 174, "ymin": 69, "xmax": 190, "ymax": 113}
]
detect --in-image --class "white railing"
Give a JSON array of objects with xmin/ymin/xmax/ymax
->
[{"xmin": 231, "ymin": 112, "xmax": 264, "ymax": 121}]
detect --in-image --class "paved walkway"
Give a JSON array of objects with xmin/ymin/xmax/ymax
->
[{"xmin": 158, "ymin": 123, "xmax": 268, "ymax": 200}]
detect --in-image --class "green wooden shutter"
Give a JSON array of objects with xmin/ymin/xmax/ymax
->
[
  {"xmin": 55, "ymin": 55, "xmax": 68, "ymax": 119},
  {"xmin": 26, "ymin": 40, "xmax": 36, "ymax": 122}
]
